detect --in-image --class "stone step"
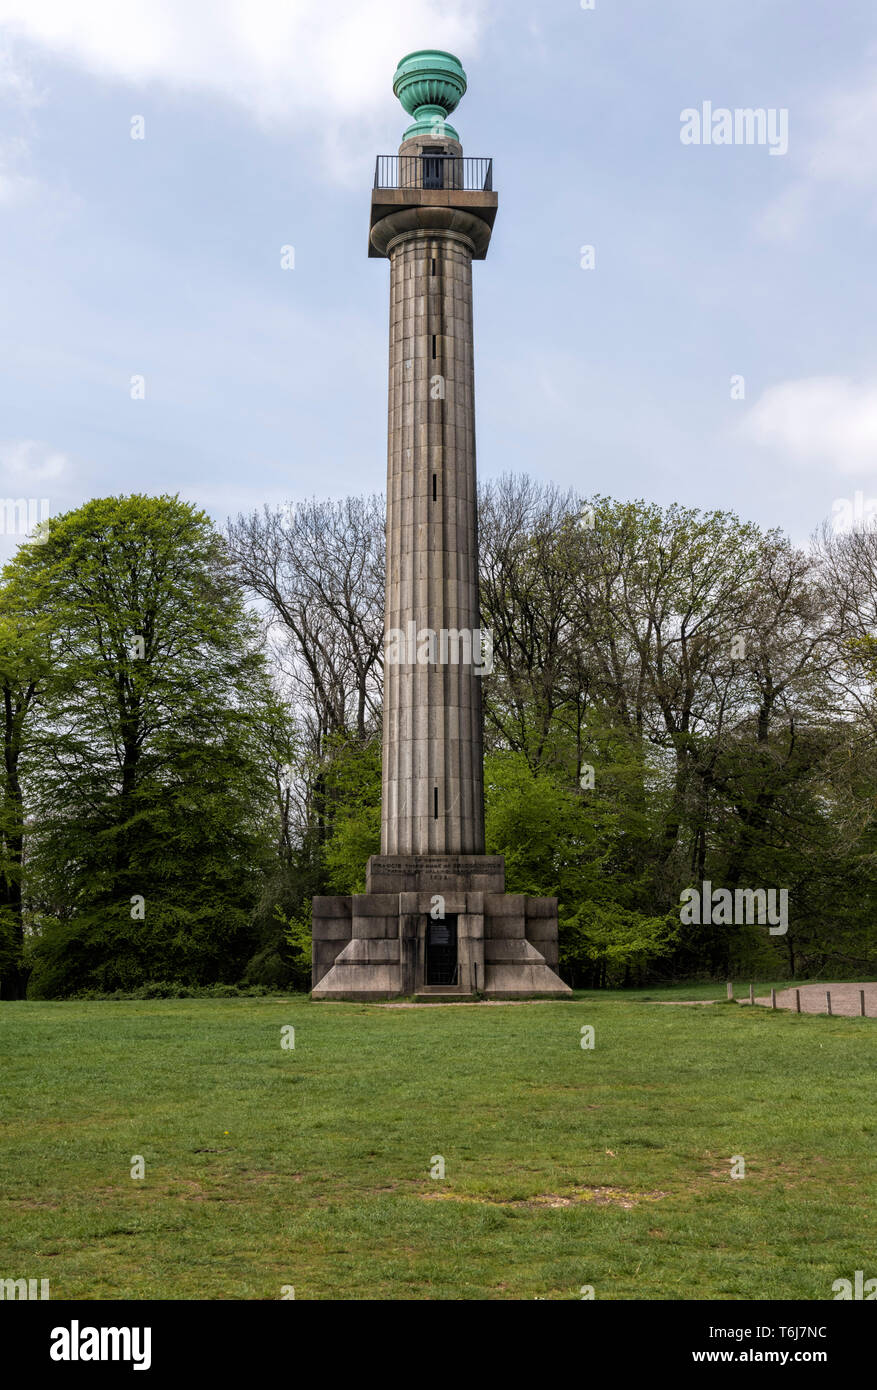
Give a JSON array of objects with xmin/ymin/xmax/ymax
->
[{"xmin": 413, "ymin": 992, "xmax": 477, "ymax": 1003}]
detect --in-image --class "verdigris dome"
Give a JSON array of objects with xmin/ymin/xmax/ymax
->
[{"xmin": 392, "ymin": 49, "xmax": 467, "ymax": 141}]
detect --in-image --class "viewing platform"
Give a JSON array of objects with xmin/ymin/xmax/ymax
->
[
  {"xmin": 373, "ymin": 154, "xmax": 493, "ymax": 190},
  {"xmin": 368, "ymin": 154, "xmax": 498, "ymax": 259}
]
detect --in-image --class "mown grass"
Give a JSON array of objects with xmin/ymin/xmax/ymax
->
[{"xmin": 1, "ymin": 989, "xmax": 874, "ymax": 1299}]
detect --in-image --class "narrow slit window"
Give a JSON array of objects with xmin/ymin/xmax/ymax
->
[
  {"xmin": 432, "ymin": 473, "xmax": 437, "ymax": 502},
  {"xmin": 431, "ymin": 257, "xmax": 436, "ymax": 276},
  {"xmin": 433, "ymin": 787, "xmax": 439, "ymax": 819},
  {"xmin": 431, "ymin": 334, "xmax": 437, "ymax": 359}
]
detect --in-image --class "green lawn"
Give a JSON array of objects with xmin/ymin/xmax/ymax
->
[{"xmin": 1, "ymin": 991, "xmax": 875, "ymax": 1300}]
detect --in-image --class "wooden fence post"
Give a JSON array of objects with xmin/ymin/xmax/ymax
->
[
  {"xmin": 770, "ymin": 988, "xmax": 777, "ymax": 1009},
  {"xmin": 726, "ymin": 981, "xmax": 733, "ymax": 1000},
  {"xmin": 749, "ymin": 983, "xmax": 754, "ymax": 1005},
  {"xmin": 861, "ymin": 989, "xmax": 866, "ymax": 1018},
  {"xmin": 795, "ymin": 989, "xmax": 801, "ymax": 1013},
  {"xmin": 826, "ymin": 990, "xmax": 832, "ymax": 1016}
]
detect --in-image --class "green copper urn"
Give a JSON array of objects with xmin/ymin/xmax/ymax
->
[{"xmin": 392, "ymin": 49, "xmax": 467, "ymax": 141}]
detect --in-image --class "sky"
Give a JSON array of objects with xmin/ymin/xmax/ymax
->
[{"xmin": 0, "ymin": 0, "xmax": 874, "ymax": 558}]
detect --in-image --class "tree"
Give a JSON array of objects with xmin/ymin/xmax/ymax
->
[
  {"xmin": 226, "ymin": 496, "xmax": 384, "ymax": 755},
  {"xmin": 0, "ymin": 590, "xmax": 50, "ymax": 997},
  {"xmin": 479, "ymin": 476, "xmax": 581, "ymax": 770},
  {"xmin": 477, "ymin": 479, "xmax": 876, "ymax": 983},
  {"xmin": 4, "ymin": 495, "xmax": 277, "ymax": 996},
  {"xmin": 484, "ymin": 747, "xmax": 677, "ymax": 987}
]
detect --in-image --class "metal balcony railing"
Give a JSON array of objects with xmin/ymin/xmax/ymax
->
[{"xmin": 374, "ymin": 155, "xmax": 494, "ymax": 192}]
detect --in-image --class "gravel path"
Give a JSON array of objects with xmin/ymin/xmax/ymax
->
[{"xmin": 751, "ymin": 982, "xmax": 877, "ymax": 1017}]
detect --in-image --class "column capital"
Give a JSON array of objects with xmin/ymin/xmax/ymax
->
[{"xmin": 369, "ymin": 190, "xmax": 497, "ymax": 259}]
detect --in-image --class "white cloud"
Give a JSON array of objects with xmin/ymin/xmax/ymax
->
[
  {"xmin": 807, "ymin": 75, "xmax": 877, "ymax": 191},
  {"xmin": 0, "ymin": 134, "xmax": 35, "ymax": 202},
  {"xmin": 739, "ymin": 377, "xmax": 877, "ymax": 477},
  {"xmin": 758, "ymin": 64, "xmax": 877, "ymax": 239},
  {"xmin": 0, "ymin": 439, "xmax": 69, "ymax": 481},
  {"xmin": 0, "ymin": 40, "xmax": 40, "ymax": 106},
  {"xmin": 0, "ymin": 43, "xmax": 42, "ymax": 200},
  {"xmin": 0, "ymin": 0, "xmax": 489, "ymax": 175}
]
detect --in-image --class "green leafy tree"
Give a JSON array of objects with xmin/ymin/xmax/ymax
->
[
  {"xmin": 484, "ymin": 747, "xmax": 676, "ymax": 986},
  {"xmin": 3, "ymin": 495, "xmax": 277, "ymax": 996},
  {"xmin": 0, "ymin": 593, "xmax": 51, "ymax": 996},
  {"xmin": 320, "ymin": 732, "xmax": 382, "ymax": 894}
]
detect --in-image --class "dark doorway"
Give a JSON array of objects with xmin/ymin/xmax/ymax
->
[
  {"xmin": 426, "ymin": 914, "xmax": 458, "ymax": 985},
  {"xmin": 422, "ymin": 154, "xmax": 444, "ymax": 189}
]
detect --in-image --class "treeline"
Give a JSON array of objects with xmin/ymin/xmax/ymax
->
[{"xmin": 0, "ymin": 483, "xmax": 874, "ymax": 998}]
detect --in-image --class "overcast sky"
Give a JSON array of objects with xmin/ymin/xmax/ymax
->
[{"xmin": 0, "ymin": 0, "xmax": 873, "ymax": 558}]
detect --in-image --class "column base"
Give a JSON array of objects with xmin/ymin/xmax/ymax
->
[{"xmin": 312, "ymin": 859, "xmax": 571, "ymax": 1001}]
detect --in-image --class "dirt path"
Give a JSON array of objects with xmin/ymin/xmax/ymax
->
[{"xmin": 751, "ymin": 982, "xmax": 877, "ymax": 1017}]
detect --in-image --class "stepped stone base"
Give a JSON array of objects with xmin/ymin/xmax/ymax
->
[{"xmin": 312, "ymin": 855, "xmax": 571, "ymax": 1001}]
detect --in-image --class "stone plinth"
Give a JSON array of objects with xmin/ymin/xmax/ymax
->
[{"xmin": 312, "ymin": 860, "xmax": 571, "ymax": 1001}]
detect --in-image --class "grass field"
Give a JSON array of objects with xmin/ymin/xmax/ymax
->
[{"xmin": 2, "ymin": 988, "xmax": 875, "ymax": 1300}]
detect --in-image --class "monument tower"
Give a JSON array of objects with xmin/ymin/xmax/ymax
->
[{"xmin": 312, "ymin": 51, "xmax": 570, "ymax": 999}]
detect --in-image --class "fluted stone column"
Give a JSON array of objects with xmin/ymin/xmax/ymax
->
[
  {"xmin": 310, "ymin": 49, "xmax": 571, "ymax": 1000},
  {"xmin": 382, "ymin": 225, "xmax": 483, "ymax": 855}
]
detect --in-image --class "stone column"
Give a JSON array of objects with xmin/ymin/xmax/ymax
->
[
  {"xmin": 382, "ymin": 222, "xmax": 484, "ymax": 856},
  {"xmin": 311, "ymin": 51, "xmax": 571, "ymax": 1001}
]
